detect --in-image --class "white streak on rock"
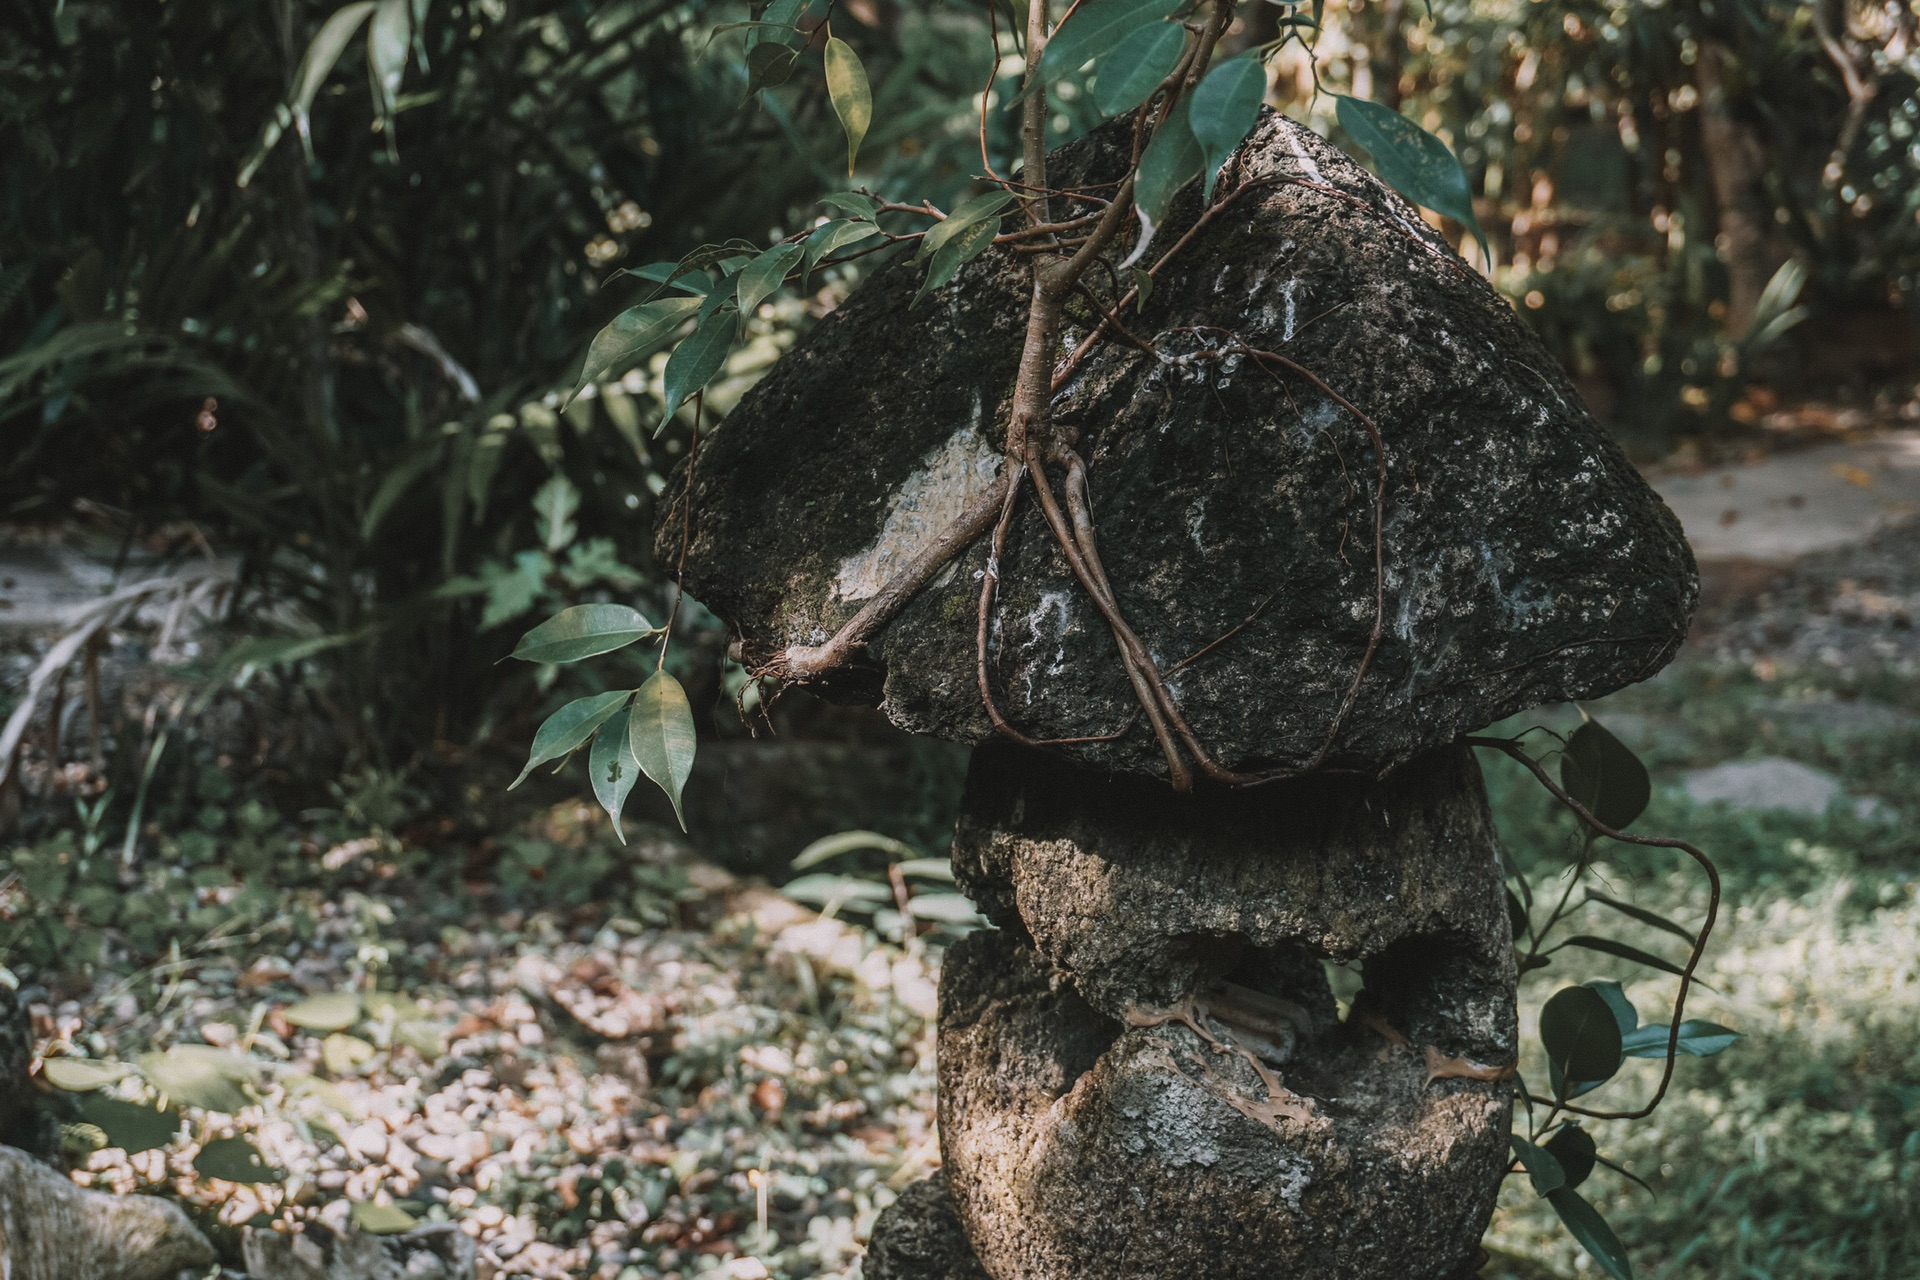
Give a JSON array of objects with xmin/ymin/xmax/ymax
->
[{"xmin": 833, "ymin": 428, "xmax": 1002, "ymax": 602}]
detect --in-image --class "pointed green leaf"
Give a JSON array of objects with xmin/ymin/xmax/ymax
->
[
  {"xmin": 803, "ymin": 219, "xmax": 880, "ymax": 272},
  {"xmin": 820, "ymin": 191, "xmax": 879, "ymax": 219},
  {"xmin": 738, "ymin": 241, "xmax": 805, "ymax": 318},
  {"xmin": 792, "ymin": 830, "xmax": 920, "ymax": 869},
  {"xmin": 1559, "ymin": 719, "xmax": 1651, "ymax": 832},
  {"xmin": 1334, "ymin": 94, "xmax": 1489, "ymax": 264},
  {"xmin": 914, "ymin": 190, "xmax": 1015, "ymax": 263},
  {"xmin": 1510, "ymin": 1134, "xmax": 1566, "ymax": 1196},
  {"xmin": 1621, "ymin": 1019, "xmax": 1740, "ymax": 1059},
  {"xmin": 1135, "ymin": 97, "xmax": 1203, "ymax": 227},
  {"xmin": 906, "ymin": 893, "xmax": 984, "ymax": 925},
  {"xmin": 746, "ymin": 41, "xmax": 801, "ymax": 96},
  {"xmin": 76, "ymin": 1095, "xmax": 179, "ymax": 1154},
  {"xmin": 824, "ymin": 38, "xmax": 872, "ymax": 174},
  {"xmin": 1546, "ymin": 1187, "xmax": 1634, "ymax": 1280},
  {"xmin": 512, "ymin": 604, "xmax": 657, "ymax": 664},
  {"xmin": 1539, "ymin": 985, "xmax": 1623, "ymax": 1090},
  {"xmin": 628, "ymin": 670, "xmax": 697, "ymax": 831},
  {"xmin": 283, "ymin": 992, "xmax": 362, "ymax": 1033},
  {"xmin": 1039, "ymin": 0, "xmax": 1183, "ymax": 80},
  {"xmin": 662, "ymin": 308, "xmax": 735, "ymax": 421},
  {"xmin": 1585, "ymin": 892, "xmax": 1696, "ymax": 945},
  {"xmin": 292, "ymin": 3, "xmax": 379, "ymax": 145},
  {"xmin": 510, "ymin": 690, "xmax": 633, "ymax": 789},
  {"xmin": 366, "ymin": 0, "xmax": 411, "ymax": 123},
  {"xmin": 41, "ymin": 1058, "xmax": 134, "ymax": 1092},
  {"xmin": 194, "ymin": 1136, "xmax": 284, "ymax": 1184},
  {"xmin": 1190, "ymin": 54, "xmax": 1267, "ymax": 196},
  {"xmin": 781, "ymin": 874, "xmax": 894, "ymax": 907},
  {"xmin": 352, "ymin": 1201, "xmax": 420, "ymax": 1234},
  {"xmin": 568, "ymin": 296, "xmax": 702, "ymax": 406},
  {"xmin": 896, "ymin": 858, "xmax": 956, "ymax": 882},
  {"xmin": 1560, "ymin": 936, "xmax": 1688, "ymax": 979},
  {"xmin": 1092, "ymin": 21, "xmax": 1186, "ymax": 116},
  {"xmin": 139, "ymin": 1045, "xmax": 259, "ymax": 1113},
  {"xmin": 913, "ymin": 215, "xmax": 1000, "ymax": 306},
  {"xmin": 1545, "ymin": 1125, "xmax": 1598, "ymax": 1190},
  {"xmin": 589, "ymin": 715, "xmax": 641, "ymax": 842}
]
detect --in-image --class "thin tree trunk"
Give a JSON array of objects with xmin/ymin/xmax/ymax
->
[{"xmin": 1695, "ymin": 41, "xmax": 1775, "ymax": 335}]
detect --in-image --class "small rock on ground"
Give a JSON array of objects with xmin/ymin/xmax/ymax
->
[{"xmin": 1681, "ymin": 758, "xmax": 1887, "ymax": 819}]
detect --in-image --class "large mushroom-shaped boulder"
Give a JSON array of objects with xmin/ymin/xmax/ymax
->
[{"xmin": 665, "ymin": 109, "xmax": 1695, "ymax": 781}]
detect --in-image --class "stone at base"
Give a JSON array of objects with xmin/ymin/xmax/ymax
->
[
  {"xmin": 0, "ymin": 1145, "xmax": 215, "ymax": 1280},
  {"xmin": 863, "ymin": 1174, "xmax": 990, "ymax": 1280}
]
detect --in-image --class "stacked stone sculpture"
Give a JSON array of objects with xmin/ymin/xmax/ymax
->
[{"xmin": 669, "ymin": 111, "xmax": 1696, "ymax": 1278}]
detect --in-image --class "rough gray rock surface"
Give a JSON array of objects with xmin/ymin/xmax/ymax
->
[
  {"xmin": 670, "ymin": 110, "xmax": 1696, "ymax": 781},
  {"xmin": 0, "ymin": 1144, "xmax": 214, "ymax": 1280},
  {"xmin": 953, "ymin": 742, "xmax": 1517, "ymax": 1034},
  {"xmin": 937, "ymin": 932, "xmax": 1511, "ymax": 1280},
  {"xmin": 862, "ymin": 1174, "xmax": 990, "ymax": 1280},
  {"xmin": 242, "ymin": 1221, "xmax": 477, "ymax": 1280}
]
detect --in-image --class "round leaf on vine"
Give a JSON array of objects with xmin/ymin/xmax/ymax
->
[
  {"xmin": 1559, "ymin": 718, "xmax": 1650, "ymax": 831},
  {"xmin": 1545, "ymin": 1125, "xmax": 1598, "ymax": 1190},
  {"xmin": 1540, "ymin": 984, "xmax": 1623, "ymax": 1087}
]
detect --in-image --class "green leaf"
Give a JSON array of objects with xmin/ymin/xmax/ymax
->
[
  {"xmin": 613, "ymin": 262, "xmax": 712, "ymax": 296},
  {"xmin": 803, "ymin": 219, "xmax": 880, "ymax": 273},
  {"xmin": 1135, "ymin": 97, "xmax": 1203, "ymax": 227},
  {"xmin": 915, "ymin": 190, "xmax": 1016, "ymax": 263},
  {"xmin": 913, "ymin": 215, "xmax": 1001, "ymax": 306},
  {"xmin": 793, "ymin": 830, "xmax": 920, "ymax": 869},
  {"xmin": 1559, "ymin": 935, "xmax": 1688, "ymax": 979},
  {"xmin": 1545, "ymin": 1125, "xmax": 1598, "ymax": 1190},
  {"xmin": 511, "ymin": 604, "xmax": 657, "ymax": 665},
  {"xmin": 532, "ymin": 473, "xmax": 580, "ymax": 553},
  {"xmin": 1546, "ymin": 1187, "xmax": 1634, "ymax": 1280},
  {"xmin": 745, "ymin": 41, "xmax": 801, "ymax": 96},
  {"xmin": 1039, "ymin": 0, "xmax": 1184, "ymax": 80},
  {"xmin": 820, "ymin": 191, "xmax": 879, "ymax": 219},
  {"xmin": 1189, "ymin": 54, "xmax": 1266, "ymax": 196},
  {"xmin": 1621, "ymin": 1019, "xmax": 1741, "ymax": 1059},
  {"xmin": 41, "ymin": 1058, "xmax": 134, "ymax": 1092},
  {"xmin": 360, "ymin": 444, "xmax": 440, "ymax": 541},
  {"xmin": 1559, "ymin": 719, "xmax": 1651, "ymax": 831},
  {"xmin": 906, "ymin": 893, "xmax": 984, "ymax": 925},
  {"xmin": 1586, "ymin": 980, "xmax": 1639, "ymax": 1036},
  {"xmin": 1585, "ymin": 892, "xmax": 1696, "ymax": 945},
  {"xmin": 1510, "ymin": 1134, "xmax": 1566, "ymax": 1196},
  {"xmin": 661, "ymin": 308, "xmax": 735, "ymax": 421},
  {"xmin": 139, "ymin": 1045, "xmax": 259, "ymax": 1113},
  {"xmin": 351, "ymin": 1201, "xmax": 420, "ymax": 1234},
  {"xmin": 824, "ymin": 38, "xmax": 872, "ymax": 174},
  {"xmin": 1092, "ymin": 21, "xmax": 1186, "ymax": 116},
  {"xmin": 1130, "ymin": 267, "xmax": 1154, "ymax": 311},
  {"xmin": 1539, "ymin": 985, "xmax": 1623, "ymax": 1090},
  {"xmin": 589, "ymin": 715, "xmax": 642, "ymax": 842},
  {"xmin": 322, "ymin": 1032, "xmax": 377, "ymax": 1076},
  {"xmin": 567, "ymin": 296, "xmax": 703, "ymax": 406},
  {"xmin": 292, "ymin": 4, "xmax": 379, "ymax": 147},
  {"xmin": 628, "ymin": 670, "xmax": 697, "ymax": 831},
  {"xmin": 366, "ymin": 0, "xmax": 412, "ymax": 124},
  {"xmin": 896, "ymin": 858, "xmax": 956, "ymax": 882},
  {"xmin": 1333, "ymin": 94, "xmax": 1489, "ymax": 264},
  {"xmin": 194, "ymin": 1136, "xmax": 284, "ymax": 1184},
  {"xmin": 738, "ymin": 242, "xmax": 805, "ymax": 318},
  {"xmin": 76, "ymin": 1095, "xmax": 179, "ymax": 1155},
  {"xmin": 781, "ymin": 873, "xmax": 894, "ymax": 907},
  {"xmin": 283, "ymin": 993, "xmax": 362, "ymax": 1033},
  {"xmin": 510, "ymin": 690, "xmax": 634, "ymax": 789}
]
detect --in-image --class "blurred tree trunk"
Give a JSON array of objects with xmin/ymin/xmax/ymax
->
[
  {"xmin": 1695, "ymin": 41, "xmax": 1775, "ymax": 336},
  {"xmin": 1375, "ymin": 0, "xmax": 1406, "ymax": 110}
]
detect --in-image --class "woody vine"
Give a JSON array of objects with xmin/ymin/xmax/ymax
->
[{"xmin": 238, "ymin": 1, "xmax": 1740, "ymax": 1274}]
